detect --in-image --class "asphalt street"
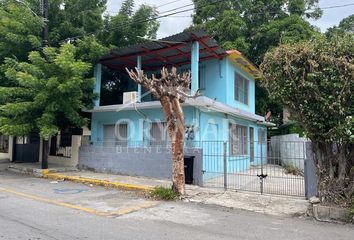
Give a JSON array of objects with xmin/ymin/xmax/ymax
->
[{"xmin": 0, "ymin": 163, "xmax": 353, "ymax": 240}]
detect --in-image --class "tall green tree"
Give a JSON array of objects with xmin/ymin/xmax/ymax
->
[
  {"xmin": 99, "ymin": 0, "xmax": 159, "ymax": 48},
  {"xmin": 45, "ymin": 0, "xmax": 107, "ymax": 47},
  {"xmin": 191, "ymin": 0, "xmax": 322, "ymax": 122},
  {"xmin": 0, "ymin": 44, "xmax": 95, "ymax": 137},
  {"xmin": 261, "ymin": 35, "xmax": 354, "ymax": 205},
  {"xmin": 326, "ymin": 14, "xmax": 354, "ymax": 38},
  {"xmin": 0, "ymin": 0, "xmax": 43, "ymax": 62}
]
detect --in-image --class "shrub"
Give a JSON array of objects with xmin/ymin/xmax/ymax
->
[
  {"xmin": 150, "ymin": 187, "xmax": 177, "ymax": 201},
  {"xmin": 283, "ymin": 163, "xmax": 304, "ymax": 176}
]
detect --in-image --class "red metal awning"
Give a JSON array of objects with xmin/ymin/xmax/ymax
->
[{"xmin": 100, "ymin": 30, "xmax": 228, "ymax": 71}]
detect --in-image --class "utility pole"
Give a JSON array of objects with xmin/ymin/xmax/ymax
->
[
  {"xmin": 42, "ymin": 0, "xmax": 49, "ymax": 47},
  {"xmin": 41, "ymin": 0, "xmax": 49, "ymax": 169}
]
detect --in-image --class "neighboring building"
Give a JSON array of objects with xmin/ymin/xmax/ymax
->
[
  {"xmin": 86, "ymin": 31, "xmax": 273, "ymax": 176},
  {"xmin": 0, "ymin": 135, "xmax": 12, "ymax": 161}
]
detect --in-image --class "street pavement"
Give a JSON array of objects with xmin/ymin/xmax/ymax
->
[{"xmin": 0, "ymin": 164, "xmax": 353, "ymax": 240}]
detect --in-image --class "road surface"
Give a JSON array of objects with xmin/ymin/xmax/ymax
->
[{"xmin": 0, "ymin": 164, "xmax": 352, "ymax": 240}]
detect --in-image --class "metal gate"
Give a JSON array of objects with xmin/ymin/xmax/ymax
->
[
  {"xmin": 201, "ymin": 140, "xmax": 306, "ymax": 197},
  {"xmin": 13, "ymin": 135, "xmax": 40, "ymax": 163}
]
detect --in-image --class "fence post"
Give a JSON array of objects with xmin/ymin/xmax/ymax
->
[
  {"xmin": 223, "ymin": 141, "xmax": 227, "ymax": 191},
  {"xmin": 304, "ymin": 141, "xmax": 317, "ymax": 199}
]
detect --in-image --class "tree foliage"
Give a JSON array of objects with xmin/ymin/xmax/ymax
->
[
  {"xmin": 0, "ymin": 0, "xmax": 43, "ymax": 62},
  {"xmin": 99, "ymin": 1, "xmax": 159, "ymax": 48},
  {"xmin": 191, "ymin": 0, "xmax": 322, "ymax": 122},
  {"xmin": 261, "ymin": 35, "xmax": 354, "ymax": 205},
  {"xmin": 326, "ymin": 14, "xmax": 354, "ymax": 39},
  {"xmin": 0, "ymin": 44, "xmax": 95, "ymax": 138}
]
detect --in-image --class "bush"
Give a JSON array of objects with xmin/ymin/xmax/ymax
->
[
  {"xmin": 283, "ymin": 163, "xmax": 304, "ymax": 176},
  {"xmin": 150, "ymin": 187, "xmax": 177, "ymax": 200}
]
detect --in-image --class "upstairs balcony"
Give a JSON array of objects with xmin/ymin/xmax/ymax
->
[{"xmin": 93, "ymin": 30, "xmax": 228, "ymax": 107}]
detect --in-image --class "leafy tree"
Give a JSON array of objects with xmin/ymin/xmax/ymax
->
[
  {"xmin": 326, "ymin": 14, "xmax": 354, "ymax": 38},
  {"xmin": 99, "ymin": 0, "xmax": 159, "ymax": 48},
  {"xmin": 0, "ymin": 0, "xmax": 43, "ymax": 62},
  {"xmin": 45, "ymin": 0, "xmax": 107, "ymax": 47},
  {"xmin": 0, "ymin": 44, "xmax": 95, "ymax": 166},
  {"xmin": 191, "ymin": 0, "xmax": 322, "ymax": 123},
  {"xmin": 260, "ymin": 35, "xmax": 354, "ymax": 205}
]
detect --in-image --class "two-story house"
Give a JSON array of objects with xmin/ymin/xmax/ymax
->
[{"xmin": 87, "ymin": 31, "xmax": 273, "ymax": 179}]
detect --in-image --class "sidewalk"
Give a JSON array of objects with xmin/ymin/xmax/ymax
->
[{"xmin": 6, "ymin": 163, "xmax": 310, "ymax": 217}]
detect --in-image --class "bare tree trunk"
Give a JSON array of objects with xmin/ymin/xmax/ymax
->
[
  {"xmin": 160, "ymin": 96, "xmax": 186, "ymax": 195},
  {"xmin": 312, "ymin": 140, "xmax": 354, "ymax": 206},
  {"xmin": 171, "ymin": 98, "xmax": 185, "ymax": 195}
]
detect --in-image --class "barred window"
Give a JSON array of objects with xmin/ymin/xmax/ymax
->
[
  {"xmin": 234, "ymin": 72, "xmax": 249, "ymax": 105},
  {"xmin": 229, "ymin": 124, "xmax": 248, "ymax": 156},
  {"xmin": 103, "ymin": 124, "xmax": 128, "ymax": 147},
  {"xmin": 150, "ymin": 122, "xmax": 168, "ymax": 145}
]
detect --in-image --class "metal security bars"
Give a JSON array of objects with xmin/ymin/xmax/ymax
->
[
  {"xmin": 86, "ymin": 139, "xmax": 307, "ymax": 197},
  {"xmin": 202, "ymin": 140, "xmax": 306, "ymax": 197}
]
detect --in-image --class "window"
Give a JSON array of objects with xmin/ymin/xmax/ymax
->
[
  {"xmin": 258, "ymin": 128, "xmax": 266, "ymax": 143},
  {"xmin": 103, "ymin": 124, "xmax": 128, "ymax": 147},
  {"xmin": 234, "ymin": 72, "xmax": 249, "ymax": 105},
  {"xmin": 0, "ymin": 135, "xmax": 9, "ymax": 153},
  {"xmin": 150, "ymin": 122, "xmax": 168, "ymax": 145},
  {"xmin": 229, "ymin": 124, "xmax": 248, "ymax": 155}
]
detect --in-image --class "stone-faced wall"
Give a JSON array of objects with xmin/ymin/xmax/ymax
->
[{"xmin": 79, "ymin": 146, "xmax": 203, "ymax": 186}]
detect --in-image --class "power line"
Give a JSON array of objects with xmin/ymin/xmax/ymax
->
[
  {"xmin": 321, "ymin": 3, "xmax": 354, "ymax": 10},
  {"xmin": 72, "ymin": 1, "xmax": 354, "ymax": 42},
  {"xmin": 156, "ymin": 0, "xmax": 184, "ymax": 9}
]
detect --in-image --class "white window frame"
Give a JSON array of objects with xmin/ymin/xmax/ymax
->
[
  {"xmin": 229, "ymin": 123, "xmax": 248, "ymax": 156},
  {"xmin": 234, "ymin": 72, "xmax": 249, "ymax": 105}
]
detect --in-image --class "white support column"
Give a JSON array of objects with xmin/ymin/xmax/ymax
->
[
  {"xmin": 94, "ymin": 64, "xmax": 102, "ymax": 107},
  {"xmin": 191, "ymin": 41, "xmax": 200, "ymax": 93},
  {"xmin": 137, "ymin": 55, "xmax": 142, "ymax": 102}
]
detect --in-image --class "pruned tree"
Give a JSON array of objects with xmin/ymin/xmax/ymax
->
[
  {"xmin": 260, "ymin": 35, "xmax": 354, "ymax": 206},
  {"xmin": 126, "ymin": 67, "xmax": 200, "ymax": 195}
]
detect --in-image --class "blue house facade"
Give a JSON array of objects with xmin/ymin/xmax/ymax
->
[{"xmin": 87, "ymin": 31, "xmax": 273, "ymax": 179}]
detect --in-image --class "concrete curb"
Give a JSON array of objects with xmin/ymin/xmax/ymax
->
[{"xmin": 42, "ymin": 171, "xmax": 154, "ymax": 192}]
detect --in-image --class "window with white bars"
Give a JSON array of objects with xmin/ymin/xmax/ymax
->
[
  {"xmin": 150, "ymin": 122, "xmax": 168, "ymax": 145},
  {"xmin": 103, "ymin": 124, "xmax": 128, "ymax": 146},
  {"xmin": 235, "ymin": 72, "xmax": 249, "ymax": 105},
  {"xmin": 229, "ymin": 124, "xmax": 248, "ymax": 156}
]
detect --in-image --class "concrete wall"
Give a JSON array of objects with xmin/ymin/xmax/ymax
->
[
  {"xmin": 79, "ymin": 146, "xmax": 204, "ymax": 186},
  {"xmin": 0, "ymin": 136, "xmax": 13, "ymax": 161},
  {"xmin": 269, "ymin": 134, "xmax": 308, "ymax": 171},
  {"xmin": 39, "ymin": 135, "xmax": 81, "ymax": 167}
]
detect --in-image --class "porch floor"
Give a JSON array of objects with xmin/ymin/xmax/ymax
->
[{"xmin": 203, "ymin": 164, "xmax": 305, "ymax": 197}]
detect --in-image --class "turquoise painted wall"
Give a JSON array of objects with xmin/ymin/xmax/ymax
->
[{"xmin": 91, "ymin": 106, "xmax": 196, "ymax": 144}]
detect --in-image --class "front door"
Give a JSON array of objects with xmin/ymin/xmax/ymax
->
[
  {"xmin": 249, "ymin": 127, "xmax": 254, "ymax": 162},
  {"xmin": 13, "ymin": 135, "xmax": 40, "ymax": 163}
]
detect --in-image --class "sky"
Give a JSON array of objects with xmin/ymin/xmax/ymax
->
[{"xmin": 107, "ymin": 0, "xmax": 354, "ymax": 38}]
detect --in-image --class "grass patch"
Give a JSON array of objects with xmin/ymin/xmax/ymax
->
[
  {"xmin": 149, "ymin": 187, "xmax": 177, "ymax": 201},
  {"xmin": 283, "ymin": 163, "xmax": 304, "ymax": 176}
]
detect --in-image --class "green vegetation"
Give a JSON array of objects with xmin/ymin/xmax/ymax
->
[
  {"xmin": 150, "ymin": 187, "xmax": 177, "ymax": 201},
  {"xmin": 191, "ymin": 0, "xmax": 322, "ymax": 124},
  {"xmin": 261, "ymin": 35, "xmax": 354, "ymax": 205},
  {"xmin": 283, "ymin": 163, "xmax": 303, "ymax": 177}
]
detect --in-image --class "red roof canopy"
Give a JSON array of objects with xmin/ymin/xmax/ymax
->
[{"xmin": 100, "ymin": 30, "xmax": 228, "ymax": 71}]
